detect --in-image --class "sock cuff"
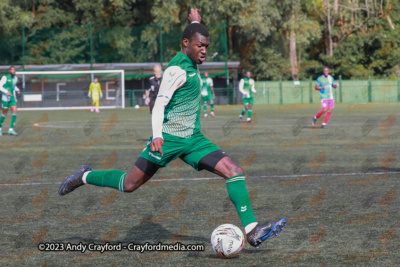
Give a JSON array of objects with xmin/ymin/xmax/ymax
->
[
  {"xmin": 12, "ymin": 113, "xmax": 17, "ymax": 116},
  {"xmin": 82, "ymin": 171, "xmax": 91, "ymax": 184},
  {"xmin": 245, "ymin": 222, "xmax": 258, "ymax": 234},
  {"xmin": 226, "ymin": 175, "xmax": 246, "ymax": 184},
  {"xmin": 118, "ymin": 173, "xmax": 127, "ymax": 192},
  {"xmin": 1, "ymin": 114, "xmax": 6, "ymax": 117}
]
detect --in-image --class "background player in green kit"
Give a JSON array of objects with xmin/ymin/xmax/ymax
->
[
  {"xmin": 0, "ymin": 66, "xmax": 21, "ymax": 136},
  {"xmin": 58, "ymin": 8, "xmax": 286, "ymax": 248},
  {"xmin": 201, "ymin": 71, "xmax": 215, "ymax": 117},
  {"xmin": 239, "ymin": 71, "xmax": 257, "ymax": 122}
]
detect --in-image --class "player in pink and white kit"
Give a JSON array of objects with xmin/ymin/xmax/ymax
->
[{"xmin": 312, "ymin": 67, "xmax": 338, "ymax": 128}]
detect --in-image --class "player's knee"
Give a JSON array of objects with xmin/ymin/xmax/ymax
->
[
  {"xmin": 123, "ymin": 180, "xmax": 141, "ymax": 193},
  {"xmin": 229, "ymin": 164, "xmax": 244, "ymax": 177}
]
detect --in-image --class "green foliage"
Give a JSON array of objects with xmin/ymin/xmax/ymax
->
[{"xmin": 0, "ymin": 0, "xmax": 399, "ymax": 80}]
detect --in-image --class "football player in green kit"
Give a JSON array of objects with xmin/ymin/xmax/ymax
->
[
  {"xmin": 239, "ymin": 71, "xmax": 257, "ymax": 122},
  {"xmin": 0, "ymin": 66, "xmax": 21, "ymax": 136},
  {"xmin": 58, "ymin": 9, "xmax": 286, "ymax": 248},
  {"xmin": 201, "ymin": 71, "xmax": 215, "ymax": 117}
]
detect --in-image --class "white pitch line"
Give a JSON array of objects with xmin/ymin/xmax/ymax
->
[{"xmin": 1, "ymin": 171, "xmax": 399, "ymax": 187}]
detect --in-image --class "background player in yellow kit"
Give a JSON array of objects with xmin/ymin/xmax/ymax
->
[{"xmin": 88, "ymin": 77, "xmax": 103, "ymax": 113}]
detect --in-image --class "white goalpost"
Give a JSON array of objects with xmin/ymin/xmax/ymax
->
[{"xmin": 16, "ymin": 70, "xmax": 125, "ymax": 110}]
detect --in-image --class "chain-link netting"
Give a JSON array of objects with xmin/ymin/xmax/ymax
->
[{"xmin": 254, "ymin": 80, "xmax": 400, "ymax": 105}]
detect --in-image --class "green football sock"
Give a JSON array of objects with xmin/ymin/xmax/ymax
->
[
  {"xmin": 248, "ymin": 109, "xmax": 253, "ymax": 119},
  {"xmin": 241, "ymin": 108, "xmax": 246, "ymax": 116},
  {"xmin": 226, "ymin": 175, "xmax": 256, "ymax": 228},
  {"xmin": 203, "ymin": 104, "xmax": 207, "ymax": 115},
  {"xmin": 211, "ymin": 103, "xmax": 214, "ymax": 112},
  {"xmin": 10, "ymin": 113, "xmax": 17, "ymax": 129},
  {"xmin": 86, "ymin": 170, "xmax": 127, "ymax": 192},
  {"xmin": 0, "ymin": 114, "xmax": 5, "ymax": 128}
]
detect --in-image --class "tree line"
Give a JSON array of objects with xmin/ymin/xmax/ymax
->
[{"xmin": 0, "ymin": 0, "xmax": 399, "ymax": 80}]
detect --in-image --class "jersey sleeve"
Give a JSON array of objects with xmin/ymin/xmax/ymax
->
[
  {"xmin": 209, "ymin": 78, "xmax": 214, "ymax": 87},
  {"xmin": 0, "ymin": 76, "xmax": 8, "ymax": 94},
  {"xmin": 88, "ymin": 83, "xmax": 93, "ymax": 93},
  {"xmin": 250, "ymin": 79, "xmax": 256, "ymax": 93},
  {"xmin": 238, "ymin": 79, "xmax": 246, "ymax": 95},
  {"xmin": 14, "ymin": 76, "xmax": 20, "ymax": 92},
  {"xmin": 315, "ymin": 76, "xmax": 322, "ymax": 88},
  {"xmin": 152, "ymin": 66, "xmax": 187, "ymax": 139}
]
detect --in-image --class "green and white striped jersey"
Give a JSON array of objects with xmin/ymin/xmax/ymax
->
[
  {"xmin": 152, "ymin": 52, "xmax": 202, "ymax": 139},
  {"xmin": 0, "ymin": 73, "xmax": 19, "ymax": 102}
]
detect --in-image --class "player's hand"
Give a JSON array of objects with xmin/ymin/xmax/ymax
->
[
  {"xmin": 16, "ymin": 89, "xmax": 21, "ymax": 94},
  {"xmin": 332, "ymin": 83, "xmax": 338, "ymax": 88},
  {"xmin": 213, "ymin": 93, "xmax": 215, "ymax": 99},
  {"xmin": 88, "ymin": 93, "xmax": 91, "ymax": 97},
  {"xmin": 254, "ymin": 92, "xmax": 258, "ymax": 96},
  {"xmin": 150, "ymin": 137, "xmax": 164, "ymax": 156},
  {"xmin": 100, "ymin": 93, "xmax": 103, "ymax": 98},
  {"xmin": 7, "ymin": 92, "xmax": 12, "ymax": 96},
  {"xmin": 145, "ymin": 97, "xmax": 150, "ymax": 105},
  {"xmin": 189, "ymin": 8, "xmax": 201, "ymax": 23},
  {"xmin": 245, "ymin": 93, "xmax": 250, "ymax": 98}
]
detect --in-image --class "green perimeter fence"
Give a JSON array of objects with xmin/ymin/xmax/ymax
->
[
  {"xmin": 253, "ymin": 78, "xmax": 400, "ymax": 105},
  {"xmin": 127, "ymin": 78, "xmax": 400, "ymax": 107}
]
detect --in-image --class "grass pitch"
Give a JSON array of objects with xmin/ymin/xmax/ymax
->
[{"xmin": 0, "ymin": 103, "xmax": 399, "ymax": 266}]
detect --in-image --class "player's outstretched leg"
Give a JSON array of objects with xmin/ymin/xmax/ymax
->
[
  {"xmin": 246, "ymin": 218, "xmax": 287, "ymax": 247},
  {"xmin": 321, "ymin": 108, "xmax": 332, "ymax": 128},
  {"xmin": 247, "ymin": 104, "xmax": 253, "ymax": 122},
  {"xmin": 58, "ymin": 165, "xmax": 93, "ymax": 195},
  {"xmin": 312, "ymin": 109, "xmax": 326, "ymax": 126},
  {"xmin": 239, "ymin": 107, "xmax": 247, "ymax": 122},
  {"xmin": 209, "ymin": 155, "xmax": 286, "ymax": 247},
  {"xmin": 58, "ymin": 158, "xmax": 159, "ymax": 196},
  {"xmin": 8, "ymin": 112, "xmax": 18, "ymax": 135},
  {"xmin": 0, "ymin": 112, "xmax": 6, "ymax": 136},
  {"xmin": 91, "ymin": 100, "xmax": 95, "ymax": 112},
  {"xmin": 95, "ymin": 100, "xmax": 100, "ymax": 113}
]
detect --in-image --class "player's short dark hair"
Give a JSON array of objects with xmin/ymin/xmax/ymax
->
[
  {"xmin": 9, "ymin": 66, "xmax": 15, "ymax": 69},
  {"xmin": 182, "ymin": 23, "xmax": 209, "ymax": 41}
]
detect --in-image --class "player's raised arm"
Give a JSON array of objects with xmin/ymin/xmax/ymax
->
[
  {"xmin": 150, "ymin": 66, "xmax": 187, "ymax": 155},
  {"xmin": 189, "ymin": 8, "xmax": 201, "ymax": 23}
]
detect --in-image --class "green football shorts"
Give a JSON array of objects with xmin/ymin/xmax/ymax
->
[
  {"xmin": 140, "ymin": 132, "xmax": 221, "ymax": 170},
  {"xmin": 2, "ymin": 96, "xmax": 17, "ymax": 110},
  {"xmin": 243, "ymin": 97, "xmax": 254, "ymax": 106},
  {"xmin": 202, "ymin": 94, "xmax": 214, "ymax": 103}
]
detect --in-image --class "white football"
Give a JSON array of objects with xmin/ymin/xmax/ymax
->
[{"xmin": 211, "ymin": 224, "xmax": 244, "ymax": 258}]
